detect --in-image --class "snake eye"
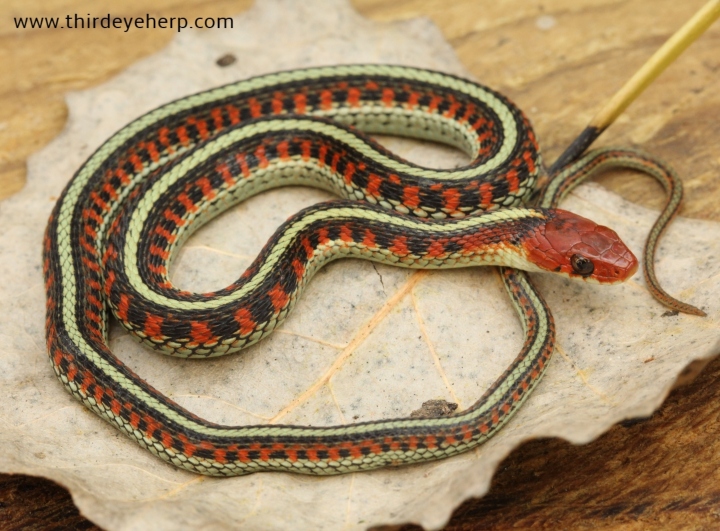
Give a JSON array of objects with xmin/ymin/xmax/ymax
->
[{"xmin": 571, "ymin": 254, "xmax": 594, "ymax": 277}]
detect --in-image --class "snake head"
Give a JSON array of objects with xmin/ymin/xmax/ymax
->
[{"xmin": 523, "ymin": 209, "xmax": 638, "ymax": 283}]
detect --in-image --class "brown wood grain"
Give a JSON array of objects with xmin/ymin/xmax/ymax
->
[{"xmin": 2, "ymin": 0, "xmax": 719, "ymax": 529}]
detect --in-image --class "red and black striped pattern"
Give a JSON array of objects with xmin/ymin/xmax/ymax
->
[{"xmin": 43, "ymin": 65, "xmax": 664, "ymax": 476}]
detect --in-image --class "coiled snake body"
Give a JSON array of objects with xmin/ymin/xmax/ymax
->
[{"xmin": 43, "ymin": 65, "xmax": 698, "ymax": 476}]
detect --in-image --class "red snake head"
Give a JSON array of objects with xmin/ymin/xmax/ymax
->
[{"xmin": 523, "ymin": 209, "xmax": 638, "ymax": 283}]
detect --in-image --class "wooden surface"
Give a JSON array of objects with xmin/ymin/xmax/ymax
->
[{"xmin": 2, "ymin": 0, "xmax": 719, "ymax": 528}]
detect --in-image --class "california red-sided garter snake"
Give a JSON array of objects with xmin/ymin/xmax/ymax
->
[{"xmin": 43, "ymin": 65, "xmax": 704, "ymax": 476}]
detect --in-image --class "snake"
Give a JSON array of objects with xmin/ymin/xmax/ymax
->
[{"xmin": 43, "ymin": 65, "xmax": 702, "ymax": 477}]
